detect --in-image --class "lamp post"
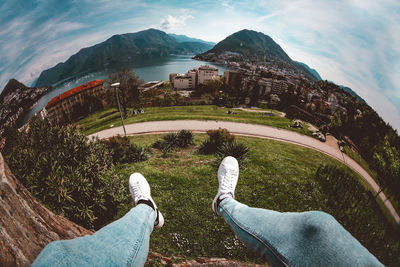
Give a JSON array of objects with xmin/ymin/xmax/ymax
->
[{"xmin": 111, "ymin": 82, "xmax": 127, "ymax": 136}]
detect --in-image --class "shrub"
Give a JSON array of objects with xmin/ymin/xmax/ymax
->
[
  {"xmin": 176, "ymin": 129, "xmax": 194, "ymax": 148},
  {"xmin": 152, "ymin": 139, "xmax": 165, "ymax": 150},
  {"xmin": 198, "ymin": 139, "xmax": 216, "ymax": 154},
  {"xmin": 217, "ymin": 142, "xmax": 250, "ymax": 166},
  {"xmin": 208, "ymin": 128, "xmax": 235, "ymax": 145},
  {"xmin": 198, "ymin": 128, "xmax": 235, "ymax": 154},
  {"xmin": 102, "ymin": 135, "xmax": 148, "ymax": 164},
  {"xmin": 152, "ymin": 130, "xmax": 194, "ymax": 153},
  {"xmin": 162, "ymin": 133, "xmax": 179, "ymax": 148},
  {"xmin": 2, "ymin": 118, "xmax": 125, "ymax": 229}
]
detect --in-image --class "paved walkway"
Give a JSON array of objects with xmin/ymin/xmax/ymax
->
[{"xmin": 89, "ymin": 120, "xmax": 400, "ymax": 225}]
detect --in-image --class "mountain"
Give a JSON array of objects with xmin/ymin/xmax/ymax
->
[
  {"xmin": 340, "ymin": 85, "xmax": 366, "ymax": 104},
  {"xmin": 195, "ymin": 29, "xmax": 317, "ymax": 81},
  {"xmin": 0, "ymin": 79, "xmax": 28, "ymax": 103},
  {"xmin": 35, "ymin": 29, "xmax": 213, "ymax": 87},
  {"xmin": 168, "ymin": 33, "xmax": 215, "ymax": 46},
  {"xmin": 295, "ymin": 61, "xmax": 322, "ymax": 80},
  {"xmin": 176, "ymin": 41, "xmax": 213, "ymax": 55}
]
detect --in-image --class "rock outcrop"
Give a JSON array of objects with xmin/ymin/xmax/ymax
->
[{"xmin": 0, "ymin": 153, "xmax": 91, "ymax": 266}]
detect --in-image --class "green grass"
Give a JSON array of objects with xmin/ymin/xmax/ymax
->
[
  {"xmin": 111, "ymin": 134, "xmax": 399, "ymax": 265},
  {"xmin": 75, "ymin": 105, "xmax": 312, "ymax": 136}
]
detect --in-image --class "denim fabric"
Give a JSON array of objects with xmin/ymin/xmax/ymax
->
[
  {"xmin": 33, "ymin": 204, "xmax": 155, "ymax": 267},
  {"xmin": 219, "ymin": 198, "xmax": 383, "ymax": 267}
]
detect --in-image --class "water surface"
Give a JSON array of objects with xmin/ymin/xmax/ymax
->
[{"xmin": 21, "ymin": 55, "xmax": 231, "ymax": 125}]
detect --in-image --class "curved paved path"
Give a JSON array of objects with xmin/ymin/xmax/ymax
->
[{"xmin": 89, "ymin": 120, "xmax": 400, "ymax": 225}]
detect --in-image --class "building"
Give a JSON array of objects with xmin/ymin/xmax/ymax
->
[
  {"xmin": 224, "ymin": 71, "xmax": 244, "ymax": 91},
  {"xmin": 197, "ymin": 65, "xmax": 218, "ymax": 85},
  {"xmin": 170, "ymin": 66, "xmax": 218, "ymax": 89},
  {"xmin": 45, "ymin": 80, "xmax": 104, "ymax": 125},
  {"xmin": 327, "ymin": 93, "xmax": 340, "ymax": 113},
  {"xmin": 171, "ymin": 74, "xmax": 193, "ymax": 89}
]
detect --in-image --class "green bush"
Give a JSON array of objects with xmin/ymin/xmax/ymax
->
[
  {"xmin": 198, "ymin": 128, "xmax": 235, "ymax": 154},
  {"xmin": 152, "ymin": 130, "xmax": 194, "ymax": 152},
  {"xmin": 102, "ymin": 135, "xmax": 148, "ymax": 164},
  {"xmin": 198, "ymin": 139, "xmax": 216, "ymax": 155},
  {"xmin": 176, "ymin": 129, "xmax": 195, "ymax": 148},
  {"xmin": 217, "ymin": 142, "xmax": 250, "ymax": 166},
  {"xmin": 2, "ymin": 118, "xmax": 125, "ymax": 229},
  {"xmin": 315, "ymin": 164, "xmax": 400, "ymax": 264}
]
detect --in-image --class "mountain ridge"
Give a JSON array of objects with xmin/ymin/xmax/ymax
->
[
  {"xmin": 295, "ymin": 61, "xmax": 322, "ymax": 80},
  {"xmin": 195, "ymin": 29, "xmax": 317, "ymax": 81},
  {"xmin": 168, "ymin": 33, "xmax": 215, "ymax": 46},
  {"xmin": 35, "ymin": 29, "xmax": 213, "ymax": 87}
]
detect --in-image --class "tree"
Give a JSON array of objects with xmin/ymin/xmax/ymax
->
[
  {"xmin": 106, "ymin": 68, "xmax": 143, "ymax": 115},
  {"xmin": 372, "ymin": 135, "xmax": 400, "ymax": 200},
  {"xmin": 269, "ymin": 94, "xmax": 280, "ymax": 109}
]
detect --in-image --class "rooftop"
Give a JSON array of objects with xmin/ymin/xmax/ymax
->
[
  {"xmin": 46, "ymin": 80, "xmax": 103, "ymax": 108},
  {"xmin": 198, "ymin": 65, "xmax": 217, "ymax": 71}
]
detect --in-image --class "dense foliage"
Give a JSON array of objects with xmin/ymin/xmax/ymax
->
[
  {"xmin": 372, "ymin": 135, "xmax": 400, "ymax": 200},
  {"xmin": 198, "ymin": 128, "xmax": 235, "ymax": 154},
  {"xmin": 152, "ymin": 130, "xmax": 195, "ymax": 154},
  {"xmin": 198, "ymin": 128, "xmax": 249, "ymax": 166},
  {"xmin": 101, "ymin": 135, "xmax": 149, "ymax": 164},
  {"xmin": 2, "ymin": 118, "xmax": 125, "ymax": 229},
  {"xmin": 315, "ymin": 165, "xmax": 399, "ymax": 264},
  {"xmin": 216, "ymin": 142, "xmax": 250, "ymax": 166},
  {"xmin": 105, "ymin": 68, "xmax": 143, "ymax": 115}
]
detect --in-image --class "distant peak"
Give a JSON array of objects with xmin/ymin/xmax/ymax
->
[{"xmin": 4, "ymin": 79, "xmax": 28, "ymax": 91}]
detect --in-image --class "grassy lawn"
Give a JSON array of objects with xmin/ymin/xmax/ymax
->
[
  {"xmin": 111, "ymin": 134, "xmax": 399, "ymax": 265},
  {"xmin": 75, "ymin": 105, "xmax": 312, "ymax": 136}
]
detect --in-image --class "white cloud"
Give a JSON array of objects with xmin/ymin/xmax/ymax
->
[
  {"xmin": 1, "ymin": 0, "xmax": 399, "ymax": 130},
  {"xmin": 161, "ymin": 14, "xmax": 194, "ymax": 31}
]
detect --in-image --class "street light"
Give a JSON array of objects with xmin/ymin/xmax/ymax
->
[{"xmin": 111, "ymin": 82, "xmax": 127, "ymax": 136}]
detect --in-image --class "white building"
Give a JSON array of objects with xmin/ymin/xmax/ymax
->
[
  {"xmin": 197, "ymin": 65, "xmax": 218, "ymax": 85},
  {"xmin": 173, "ymin": 75, "xmax": 192, "ymax": 89},
  {"xmin": 170, "ymin": 65, "xmax": 219, "ymax": 89}
]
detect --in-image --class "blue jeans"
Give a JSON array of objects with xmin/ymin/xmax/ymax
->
[
  {"xmin": 34, "ymin": 199, "xmax": 382, "ymax": 266},
  {"xmin": 33, "ymin": 204, "xmax": 155, "ymax": 267},
  {"xmin": 219, "ymin": 198, "xmax": 383, "ymax": 267}
]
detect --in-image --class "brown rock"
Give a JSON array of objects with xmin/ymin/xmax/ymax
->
[{"xmin": 0, "ymin": 153, "xmax": 92, "ymax": 266}]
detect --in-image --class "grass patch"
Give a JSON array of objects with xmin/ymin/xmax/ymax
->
[
  {"xmin": 111, "ymin": 134, "xmax": 399, "ymax": 265},
  {"xmin": 75, "ymin": 105, "xmax": 311, "ymax": 136}
]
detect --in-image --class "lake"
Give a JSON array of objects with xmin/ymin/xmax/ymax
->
[{"xmin": 21, "ymin": 55, "xmax": 231, "ymax": 125}]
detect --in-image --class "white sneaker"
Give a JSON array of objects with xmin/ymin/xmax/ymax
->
[
  {"xmin": 212, "ymin": 156, "xmax": 239, "ymax": 215},
  {"xmin": 129, "ymin": 173, "xmax": 164, "ymax": 228}
]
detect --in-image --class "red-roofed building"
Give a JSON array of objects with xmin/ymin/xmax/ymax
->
[{"xmin": 45, "ymin": 80, "xmax": 104, "ymax": 125}]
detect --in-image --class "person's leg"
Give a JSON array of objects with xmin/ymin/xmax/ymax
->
[
  {"xmin": 213, "ymin": 156, "xmax": 382, "ymax": 267},
  {"xmin": 33, "ymin": 173, "xmax": 163, "ymax": 267}
]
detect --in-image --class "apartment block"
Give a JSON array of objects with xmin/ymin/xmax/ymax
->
[
  {"xmin": 45, "ymin": 80, "xmax": 104, "ymax": 125},
  {"xmin": 171, "ymin": 66, "xmax": 218, "ymax": 89}
]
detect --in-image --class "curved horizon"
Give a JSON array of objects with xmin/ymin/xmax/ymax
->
[{"xmin": 1, "ymin": 0, "xmax": 399, "ymax": 130}]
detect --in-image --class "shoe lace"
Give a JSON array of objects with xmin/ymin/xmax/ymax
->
[
  {"xmin": 221, "ymin": 168, "xmax": 237, "ymax": 193},
  {"xmin": 132, "ymin": 182, "xmax": 145, "ymax": 199}
]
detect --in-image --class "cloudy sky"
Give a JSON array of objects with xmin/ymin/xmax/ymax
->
[{"xmin": 1, "ymin": 0, "xmax": 399, "ymax": 130}]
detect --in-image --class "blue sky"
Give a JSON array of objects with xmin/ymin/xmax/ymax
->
[{"xmin": 1, "ymin": 0, "xmax": 399, "ymax": 130}]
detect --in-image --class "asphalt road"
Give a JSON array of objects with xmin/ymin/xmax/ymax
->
[{"xmin": 89, "ymin": 120, "xmax": 400, "ymax": 225}]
